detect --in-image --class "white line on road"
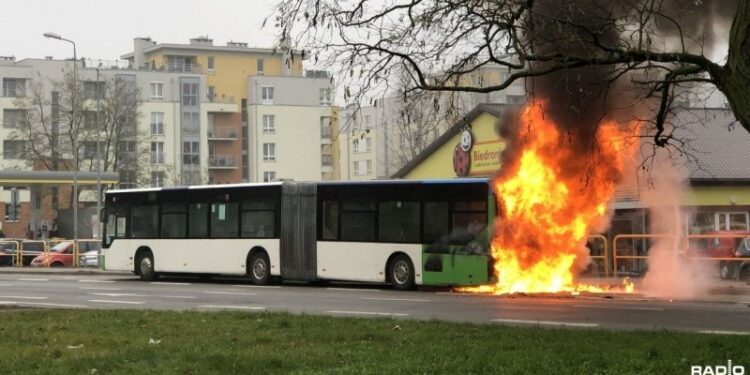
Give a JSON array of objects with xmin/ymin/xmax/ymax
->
[
  {"xmin": 0, "ymin": 301, "xmax": 88, "ymax": 308},
  {"xmin": 0, "ymin": 283, "xmax": 13, "ymax": 286},
  {"xmin": 79, "ymin": 287, "xmax": 122, "ymax": 291},
  {"xmin": 492, "ymin": 318, "xmax": 599, "ymax": 328},
  {"xmin": 0, "ymin": 295, "xmax": 48, "ymax": 300},
  {"xmin": 88, "ymin": 299, "xmax": 145, "ymax": 305},
  {"xmin": 698, "ymin": 330, "xmax": 750, "ymax": 336},
  {"xmin": 361, "ymin": 297, "xmax": 431, "ymax": 302},
  {"xmin": 203, "ymin": 291, "xmax": 257, "ymax": 296},
  {"xmin": 327, "ymin": 310, "xmax": 409, "ymax": 317},
  {"xmin": 78, "ymin": 279, "xmax": 116, "ymax": 283},
  {"xmin": 572, "ymin": 304, "xmax": 664, "ymax": 311},
  {"xmin": 17, "ymin": 278, "xmax": 48, "ymax": 282},
  {"xmin": 160, "ymin": 295, "xmax": 197, "ymax": 299},
  {"xmin": 150, "ymin": 282, "xmax": 192, "ymax": 286},
  {"xmin": 199, "ymin": 305, "xmax": 265, "ymax": 310},
  {"xmin": 326, "ymin": 287, "xmax": 381, "ymax": 292},
  {"xmin": 88, "ymin": 293, "xmax": 146, "ymax": 297},
  {"xmin": 232, "ymin": 284, "xmax": 282, "ymax": 289}
]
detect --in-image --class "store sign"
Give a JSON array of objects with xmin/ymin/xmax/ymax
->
[{"xmin": 452, "ymin": 129, "xmax": 502, "ymax": 177}]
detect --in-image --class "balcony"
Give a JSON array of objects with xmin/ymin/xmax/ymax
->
[
  {"xmin": 166, "ymin": 62, "xmax": 202, "ymax": 73},
  {"xmin": 208, "ymin": 154, "xmax": 238, "ymax": 169},
  {"xmin": 321, "ymin": 154, "xmax": 333, "ymax": 166},
  {"xmin": 208, "ymin": 126, "xmax": 239, "ymax": 140}
]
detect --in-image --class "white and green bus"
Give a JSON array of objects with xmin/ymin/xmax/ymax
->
[{"xmin": 102, "ymin": 179, "xmax": 495, "ymax": 289}]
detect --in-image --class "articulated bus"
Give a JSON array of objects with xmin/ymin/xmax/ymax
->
[{"xmin": 102, "ymin": 179, "xmax": 495, "ymax": 289}]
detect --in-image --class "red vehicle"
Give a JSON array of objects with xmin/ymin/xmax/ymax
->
[
  {"xmin": 30, "ymin": 242, "xmax": 76, "ymax": 268},
  {"xmin": 687, "ymin": 231, "xmax": 750, "ymax": 279}
]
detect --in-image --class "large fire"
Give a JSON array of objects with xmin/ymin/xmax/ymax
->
[{"xmin": 466, "ymin": 101, "xmax": 637, "ymax": 295}]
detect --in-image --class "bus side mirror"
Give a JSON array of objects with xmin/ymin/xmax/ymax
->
[{"xmin": 100, "ymin": 208, "xmax": 107, "ymax": 223}]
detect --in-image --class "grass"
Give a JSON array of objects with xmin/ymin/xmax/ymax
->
[{"xmin": 0, "ymin": 309, "xmax": 747, "ymax": 374}]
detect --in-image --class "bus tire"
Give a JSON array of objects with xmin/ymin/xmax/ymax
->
[
  {"xmin": 719, "ymin": 262, "xmax": 735, "ymax": 280},
  {"xmin": 739, "ymin": 264, "xmax": 750, "ymax": 282},
  {"xmin": 388, "ymin": 254, "xmax": 415, "ymax": 291},
  {"xmin": 249, "ymin": 252, "xmax": 271, "ymax": 285},
  {"xmin": 136, "ymin": 250, "xmax": 158, "ymax": 281}
]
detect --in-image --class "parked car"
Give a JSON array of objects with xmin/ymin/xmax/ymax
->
[
  {"xmin": 79, "ymin": 250, "xmax": 100, "ymax": 267},
  {"xmin": 686, "ymin": 231, "xmax": 750, "ymax": 279},
  {"xmin": 30, "ymin": 241, "xmax": 75, "ymax": 268},
  {"xmin": 721, "ymin": 237, "xmax": 750, "ymax": 281}
]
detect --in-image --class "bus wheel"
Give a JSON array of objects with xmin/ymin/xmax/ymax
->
[
  {"xmin": 136, "ymin": 251, "xmax": 158, "ymax": 281},
  {"xmin": 249, "ymin": 252, "xmax": 270, "ymax": 285},
  {"xmin": 389, "ymin": 255, "xmax": 415, "ymax": 290},
  {"xmin": 719, "ymin": 262, "xmax": 735, "ymax": 280}
]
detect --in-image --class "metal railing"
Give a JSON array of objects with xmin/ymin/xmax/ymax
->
[
  {"xmin": 612, "ymin": 234, "xmax": 675, "ymax": 277},
  {"xmin": 208, "ymin": 126, "xmax": 239, "ymax": 139},
  {"xmin": 587, "ymin": 234, "xmax": 609, "ymax": 277},
  {"xmin": 0, "ymin": 239, "xmax": 103, "ymax": 269},
  {"xmin": 208, "ymin": 155, "xmax": 238, "ymax": 168}
]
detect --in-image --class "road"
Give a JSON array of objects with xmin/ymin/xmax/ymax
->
[{"xmin": 0, "ymin": 273, "xmax": 748, "ymax": 334}]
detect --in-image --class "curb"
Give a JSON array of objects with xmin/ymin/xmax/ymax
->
[{"xmin": 0, "ymin": 268, "xmax": 132, "ymax": 276}]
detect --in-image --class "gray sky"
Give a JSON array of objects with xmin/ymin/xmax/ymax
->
[{"xmin": 0, "ymin": 0, "xmax": 281, "ymax": 61}]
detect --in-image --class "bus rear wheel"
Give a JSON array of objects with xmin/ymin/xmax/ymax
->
[
  {"xmin": 249, "ymin": 252, "xmax": 270, "ymax": 285},
  {"xmin": 389, "ymin": 255, "xmax": 415, "ymax": 291},
  {"xmin": 136, "ymin": 251, "xmax": 158, "ymax": 281}
]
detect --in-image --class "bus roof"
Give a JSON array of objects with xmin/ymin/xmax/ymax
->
[{"xmin": 105, "ymin": 178, "xmax": 488, "ymax": 196}]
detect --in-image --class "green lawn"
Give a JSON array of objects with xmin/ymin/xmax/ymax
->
[{"xmin": 0, "ymin": 308, "xmax": 746, "ymax": 374}]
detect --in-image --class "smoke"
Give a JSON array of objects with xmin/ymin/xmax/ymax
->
[{"xmin": 640, "ymin": 156, "xmax": 713, "ymax": 299}]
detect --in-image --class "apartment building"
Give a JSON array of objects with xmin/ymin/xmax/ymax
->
[
  {"xmin": 339, "ymin": 64, "xmax": 526, "ymax": 179},
  {"xmin": 122, "ymin": 36, "xmax": 338, "ymax": 183}
]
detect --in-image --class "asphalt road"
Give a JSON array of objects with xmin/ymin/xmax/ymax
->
[{"xmin": 0, "ymin": 273, "xmax": 749, "ymax": 334}]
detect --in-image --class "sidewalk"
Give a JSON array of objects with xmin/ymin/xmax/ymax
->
[
  {"xmin": 0, "ymin": 267, "xmax": 131, "ymax": 276},
  {"xmin": 580, "ymin": 276, "xmax": 750, "ymax": 304}
]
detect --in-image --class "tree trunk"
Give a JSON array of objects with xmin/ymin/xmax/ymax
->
[{"xmin": 718, "ymin": 0, "xmax": 750, "ymax": 132}]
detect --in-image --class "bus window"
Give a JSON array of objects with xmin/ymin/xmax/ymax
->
[
  {"xmin": 378, "ymin": 201, "xmax": 419, "ymax": 243},
  {"xmin": 241, "ymin": 200, "xmax": 275, "ymax": 238},
  {"xmin": 161, "ymin": 203, "xmax": 187, "ymax": 238},
  {"xmin": 104, "ymin": 211, "xmax": 117, "ymax": 246},
  {"xmin": 131, "ymin": 205, "xmax": 158, "ymax": 238},
  {"xmin": 211, "ymin": 202, "xmax": 238, "ymax": 238},
  {"xmin": 321, "ymin": 201, "xmax": 339, "ymax": 240},
  {"xmin": 341, "ymin": 201, "xmax": 375, "ymax": 241},
  {"xmin": 451, "ymin": 200, "xmax": 488, "ymax": 244},
  {"xmin": 423, "ymin": 201, "xmax": 449, "ymax": 243},
  {"xmin": 188, "ymin": 203, "xmax": 209, "ymax": 238}
]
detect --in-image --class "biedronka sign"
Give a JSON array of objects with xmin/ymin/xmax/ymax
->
[{"xmin": 452, "ymin": 129, "xmax": 503, "ymax": 177}]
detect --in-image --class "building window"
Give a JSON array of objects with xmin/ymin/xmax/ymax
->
[
  {"xmin": 2, "ymin": 78, "xmax": 25, "ymax": 97},
  {"xmin": 366, "ymin": 160, "xmax": 372, "ymax": 175},
  {"xmin": 83, "ymin": 111, "xmax": 97, "ymax": 129},
  {"xmin": 3, "ymin": 140, "xmax": 26, "ymax": 160},
  {"xmin": 257, "ymin": 59, "xmax": 265, "ymax": 75},
  {"xmin": 354, "ymin": 160, "xmax": 371, "ymax": 176},
  {"xmin": 83, "ymin": 81, "xmax": 103, "ymax": 100},
  {"xmin": 182, "ymin": 112, "xmax": 200, "ymax": 137},
  {"xmin": 183, "ymin": 141, "xmax": 200, "ymax": 166},
  {"xmin": 182, "ymin": 83, "xmax": 199, "ymax": 106},
  {"xmin": 353, "ymin": 139, "xmax": 360, "ymax": 153},
  {"xmin": 365, "ymin": 137, "xmax": 372, "ymax": 152},
  {"xmin": 263, "ymin": 171, "xmax": 276, "ymax": 182},
  {"xmin": 207, "ymin": 56, "xmax": 215, "ymax": 73},
  {"xmin": 263, "ymin": 143, "xmax": 276, "ymax": 161},
  {"xmin": 118, "ymin": 169, "xmax": 137, "ymax": 189},
  {"xmin": 321, "ymin": 154, "xmax": 332, "ymax": 166},
  {"xmin": 364, "ymin": 115, "xmax": 371, "ymax": 129},
  {"xmin": 151, "ymin": 171, "xmax": 164, "ymax": 187},
  {"xmin": 150, "ymin": 112, "xmax": 164, "ymax": 135},
  {"xmin": 507, "ymin": 95, "xmax": 525, "ymax": 105},
  {"xmin": 261, "ymin": 86, "xmax": 274, "ymax": 104},
  {"xmin": 3, "ymin": 109, "xmax": 25, "ymax": 128},
  {"xmin": 4, "ymin": 188, "xmax": 20, "ymax": 222},
  {"xmin": 118, "ymin": 140, "xmax": 136, "ymax": 154},
  {"xmin": 263, "ymin": 114, "xmax": 275, "ymax": 133},
  {"xmin": 321, "ymin": 116, "xmax": 332, "ymax": 139},
  {"xmin": 83, "ymin": 141, "xmax": 99, "ymax": 159},
  {"xmin": 319, "ymin": 88, "xmax": 331, "ymax": 105},
  {"xmin": 207, "ymin": 86, "xmax": 215, "ymax": 101},
  {"xmin": 150, "ymin": 82, "xmax": 163, "ymax": 100},
  {"xmin": 151, "ymin": 142, "xmax": 164, "ymax": 164}
]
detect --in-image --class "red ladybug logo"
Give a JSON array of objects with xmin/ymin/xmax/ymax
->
[{"xmin": 453, "ymin": 144, "xmax": 470, "ymax": 177}]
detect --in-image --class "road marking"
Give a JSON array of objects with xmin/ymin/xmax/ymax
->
[
  {"xmin": 327, "ymin": 310, "xmax": 409, "ymax": 317},
  {"xmin": 78, "ymin": 279, "xmax": 116, "ymax": 283},
  {"xmin": 572, "ymin": 304, "xmax": 664, "ymax": 311},
  {"xmin": 79, "ymin": 287, "xmax": 122, "ymax": 291},
  {"xmin": 0, "ymin": 295, "xmax": 48, "ymax": 300},
  {"xmin": 492, "ymin": 318, "xmax": 599, "ymax": 328},
  {"xmin": 199, "ymin": 305, "xmax": 265, "ymax": 310},
  {"xmin": 160, "ymin": 295, "xmax": 197, "ymax": 299},
  {"xmin": 150, "ymin": 282, "xmax": 192, "ymax": 286},
  {"xmin": 232, "ymin": 284, "xmax": 282, "ymax": 289},
  {"xmin": 0, "ymin": 283, "xmax": 13, "ymax": 286},
  {"xmin": 203, "ymin": 291, "xmax": 257, "ymax": 296},
  {"xmin": 17, "ymin": 278, "xmax": 48, "ymax": 282},
  {"xmin": 698, "ymin": 330, "xmax": 750, "ymax": 336},
  {"xmin": 326, "ymin": 287, "xmax": 381, "ymax": 292},
  {"xmin": 88, "ymin": 293, "xmax": 145, "ymax": 297},
  {"xmin": 88, "ymin": 299, "xmax": 145, "ymax": 305},
  {"xmin": 0, "ymin": 301, "xmax": 88, "ymax": 308},
  {"xmin": 361, "ymin": 297, "xmax": 431, "ymax": 302}
]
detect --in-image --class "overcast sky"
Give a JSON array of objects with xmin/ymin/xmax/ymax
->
[{"xmin": 0, "ymin": 0, "xmax": 282, "ymax": 61}]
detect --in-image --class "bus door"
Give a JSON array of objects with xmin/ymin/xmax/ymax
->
[
  {"xmin": 280, "ymin": 182, "xmax": 317, "ymax": 281},
  {"xmin": 103, "ymin": 205, "xmax": 129, "ymax": 248}
]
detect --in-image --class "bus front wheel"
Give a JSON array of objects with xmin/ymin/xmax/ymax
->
[
  {"xmin": 389, "ymin": 255, "xmax": 415, "ymax": 290},
  {"xmin": 136, "ymin": 251, "xmax": 158, "ymax": 281},
  {"xmin": 249, "ymin": 252, "xmax": 270, "ymax": 285}
]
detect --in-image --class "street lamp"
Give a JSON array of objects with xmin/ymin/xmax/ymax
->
[{"xmin": 44, "ymin": 32, "xmax": 79, "ymax": 242}]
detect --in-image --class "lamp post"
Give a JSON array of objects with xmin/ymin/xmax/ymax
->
[
  {"xmin": 95, "ymin": 67, "xmax": 102, "ymax": 239},
  {"xmin": 44, "ymin": 32, "xmax": 79, "ymax": 242}
]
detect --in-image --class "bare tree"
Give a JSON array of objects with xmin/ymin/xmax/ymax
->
[{"xmin": 274, "ymin": 0, "xmax": 749, "ymax": 147}]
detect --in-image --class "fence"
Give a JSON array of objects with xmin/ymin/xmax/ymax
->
[{"xmin": 0, "ymin": 239, "xmax": 102, "ymax": 269}]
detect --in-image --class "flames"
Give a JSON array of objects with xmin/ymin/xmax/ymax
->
[{"xmin": 466, "ymin": 101, "xmax": 638, "ymax": 295}]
